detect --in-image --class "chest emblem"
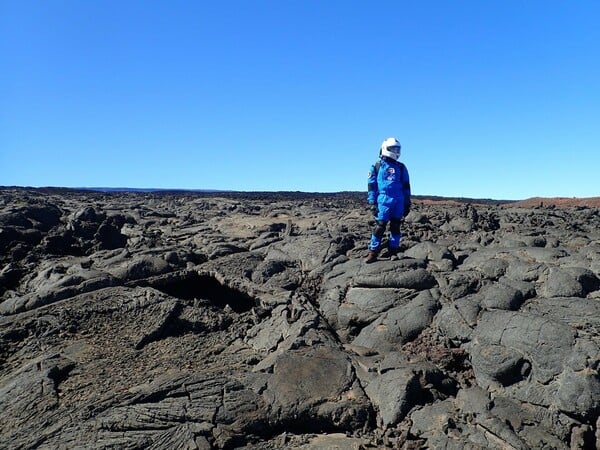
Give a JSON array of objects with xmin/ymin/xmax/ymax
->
[{"xmin": 385, "ymin": 167, "xmax": 396, "ymax": 181}]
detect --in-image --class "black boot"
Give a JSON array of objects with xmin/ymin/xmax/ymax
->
[
  {"xmin": 388, "ymin": 247, "xmax": 400, "ymax": 260},
  {"xmin": 365, "ymin": 250, "xmax": 378, "ymax": 264}
]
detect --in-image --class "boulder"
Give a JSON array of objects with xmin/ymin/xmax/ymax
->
[{"xmin": 353, "ymin": 290, "xmax": 440, "ymax": 351}]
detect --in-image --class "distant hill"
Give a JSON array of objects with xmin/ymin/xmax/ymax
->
[
  {"xmin": 416, "ymin": 196, "xmax": 600, "ymax": 208},
  {"xmin": 1, "ymin": 186, "xmax": 598, "ymax": 208},
  {"xmin": 509, "ymin": 197, "xmax": 600, "ymax": 208}
]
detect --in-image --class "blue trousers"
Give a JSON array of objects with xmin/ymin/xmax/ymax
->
[{"xmin": 369, "ymin": 199, "xmax": 404, "ymax": 251}]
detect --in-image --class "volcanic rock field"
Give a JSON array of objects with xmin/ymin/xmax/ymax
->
[{"xmin": 1, "ymin": 188, "xmax": 599, "ymax": 449}]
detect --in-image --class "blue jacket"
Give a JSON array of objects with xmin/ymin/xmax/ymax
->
[{"xmin": 368, "ymin": 157, "xmax": 411, "ymax": 210}]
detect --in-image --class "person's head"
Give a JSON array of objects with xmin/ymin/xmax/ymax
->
[{"xmin": 380, "ymin": 137, "xmax": 401, "ymax": 161}]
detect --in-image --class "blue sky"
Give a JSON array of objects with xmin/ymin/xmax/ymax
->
[{"xmin": 1, "ymin": 1, "xmax": 599, "ymax": 199}]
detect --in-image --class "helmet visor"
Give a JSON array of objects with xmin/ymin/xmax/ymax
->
[{"xmin": 387, "ymin": 146, "xmax": 400, "ymax": 153}]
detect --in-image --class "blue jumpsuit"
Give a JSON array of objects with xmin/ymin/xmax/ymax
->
[{"xmin": 367, "ymin": 157, "xmax": 411, "ymax": 251}]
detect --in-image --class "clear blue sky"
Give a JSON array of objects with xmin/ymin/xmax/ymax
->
[{"xmin": 1, "ymin": 1, "xmax": 599, "ymax": 199}]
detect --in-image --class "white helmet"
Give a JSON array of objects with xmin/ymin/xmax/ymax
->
[{"xmin": 380, "ymin": 137, "xmax": 401, "ymax": 161}]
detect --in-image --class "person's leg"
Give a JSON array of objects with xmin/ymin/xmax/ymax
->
[
  {"xmin": 366, "ymin": 203, "xmax": 390, "ymax": 262},
  {"xmin": 369, "ymin": 220, "xmax": 388, "ymax": 251},
  {"xmin": 387, "ymin": 200, "xmax": 404, "ymax": 254},
  {"xmin": 388, "ymin": 218, "xmax": 402, "ymax": 253}
]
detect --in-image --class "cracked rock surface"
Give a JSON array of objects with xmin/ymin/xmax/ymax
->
[{"xmin": 1, "ymin": 188, "xmax": 599, "ymax": 449}]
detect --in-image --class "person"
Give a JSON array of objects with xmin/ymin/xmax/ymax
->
[{"xmin": 365, "ymin": 137, "xmax": 411, "ymax": 263}]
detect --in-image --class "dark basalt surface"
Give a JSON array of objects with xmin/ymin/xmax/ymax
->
[{"xmin": 1, "ymin": 187, "xmax": 599, "ymax": 449}]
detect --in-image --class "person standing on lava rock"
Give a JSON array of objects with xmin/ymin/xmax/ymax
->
[{"xmin": 365, "ymin": 137, "xmax": 411, "ymax": 263}]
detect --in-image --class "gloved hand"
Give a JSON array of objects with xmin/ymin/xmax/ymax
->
[{"xmin": 369, "ymin": 203, "xmax": 379, "ymax": 217}]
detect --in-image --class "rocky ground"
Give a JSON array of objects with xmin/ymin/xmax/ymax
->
[{"xmin": 0, "ymin": 187, "xmax": 599, "ymax": 449}]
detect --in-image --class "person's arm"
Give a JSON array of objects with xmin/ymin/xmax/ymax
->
[
  {"xmin": 367, "ymin": 163, "xmax": 379, "ymax": 204},
  {"xmin": 402, "ymin": 165, "xmax": 411, "ymax": 216}
]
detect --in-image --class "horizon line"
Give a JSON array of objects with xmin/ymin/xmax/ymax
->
[{"xmin": 5, "ymin": 185, "xmax": 594, "ymax": 204}]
